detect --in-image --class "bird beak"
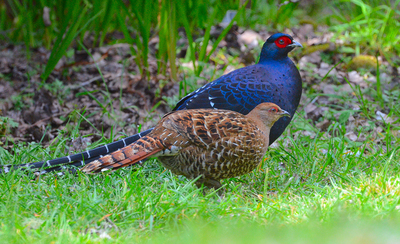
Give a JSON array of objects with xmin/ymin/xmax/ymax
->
[
  {"xmin": 279, "ymin": 110, "xmax": 291, "ymax": 118},
  {"xmin": 288, "ymin": 41, "xmax": 303, "ymax": 48}
]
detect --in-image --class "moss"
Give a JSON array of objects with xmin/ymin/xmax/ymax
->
[
  {"xmin": 348, "ymin": 55, "xmax": 379, "ymax": 70},
  {"xmin": 301, "ymin": 43, "xmax": 330, "ymax": 56}
]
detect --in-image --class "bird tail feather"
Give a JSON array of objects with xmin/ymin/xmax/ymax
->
[
  {"xmin": 0, "ymin": 128, "xmax": 154, "ymax": 174},
  {"xmin": 81, "ymin": 136, "xmax": 164, "ymax": 173}
]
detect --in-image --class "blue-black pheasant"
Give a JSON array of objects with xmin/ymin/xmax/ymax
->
[
  {"xmin": 81, "ymin": 103, "xmax": 290, "ymax": 189},
  {"xmin": 0, "ymin": 33, "xmax": 302, "ymax": 174}
]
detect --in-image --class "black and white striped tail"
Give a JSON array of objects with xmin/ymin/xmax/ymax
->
[
  {"xmin": 34, "ymin": 155, "xmax": 102, "ymax": 176},
  {"xmin": 0, "ymin": 129, "xmax": 153, "ymax": 174}
]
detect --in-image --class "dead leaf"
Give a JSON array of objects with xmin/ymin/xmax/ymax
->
[
  {"xmin": 376, "ymin": 111, "xmax": 396, "ymax": 124},
  {"xmin": 98, "ymin": 214, "xmax": 112, "ymax": 222}
]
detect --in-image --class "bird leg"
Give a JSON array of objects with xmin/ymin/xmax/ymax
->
[
  {"xmin": 195, "ymin": 178, "xmax": 225, "ymax": 196},
  {"xmin": 195, "ymin": 178, "xmax": 222, "ymax": 189}
]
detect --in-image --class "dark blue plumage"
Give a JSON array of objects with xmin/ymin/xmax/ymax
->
[
  {"xmin": 174, "ymin": 33, "xmax": 302, "ymax": 143},
  {"xmin": 0, "ymin": 33, "xmax": 302, "ymax": 174}
]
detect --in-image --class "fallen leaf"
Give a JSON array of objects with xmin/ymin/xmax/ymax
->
[
  {"xmin": 376, "ymin": 111, "xmax": 395, "ymax": 123},
  {"xmin": 98, "ymin": 214, "xmax": 112, "ymax": 222}
]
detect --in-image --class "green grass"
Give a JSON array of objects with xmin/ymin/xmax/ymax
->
[
  {"xmin": 330, "ymin": 0, "xmax": 400, "ymax": 62},
  {"xmin": 1, "ymin": 36, "xmax": 400, "ymax": 244},
  {"xmin": 1, "ymin": 136, "xmax": 400, "ymax": 243},
  {"xmin": 1, "ymin": 81, "xmax": 400, "ymax": 242}
]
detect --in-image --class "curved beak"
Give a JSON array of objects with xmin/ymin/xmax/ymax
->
[
  {"xmin": 288, "ymin": 40, "xmax": 303, "ymax": 48},
  {"xmin": 280, "ymin": 110, "xmax": 291, "ymax": 118}
]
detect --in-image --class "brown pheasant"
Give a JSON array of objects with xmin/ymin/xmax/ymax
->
[{"xmin": 81, "ymin": 103, "xmax": 290, "ymax": 189}]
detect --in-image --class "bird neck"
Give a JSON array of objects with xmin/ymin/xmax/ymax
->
[
  {"xmin": 246, "ymin": 111, "xmax": 273, "ymax": 139},
  {"xmin": 259, "ymin": 43, "xmax": 291, "ymax": 61},
  {"xmin": 258, "ymin": 53, "xmax": 289, "ymax": 64}
]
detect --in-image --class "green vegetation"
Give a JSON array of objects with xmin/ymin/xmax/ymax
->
[
  {"xmin": 0, "ymin": 0, "xmax": 323, "ymax": 80},
  {"xmin": 1, "ymin": 0, "xmax": 400, "ymax": 243},
  {"xmin": 1, "ymin": 102, "xmax": 400, "ymax": 242},
  {"xmin": 330, "ymin": 0, "xmax": 400, "ymax": 61},
  {"xmin": 2, "ymin": 0, "xmax": 398, "ymax": 75},
  {"xmin": 0, "ymin": 116, "xmax": 18, "ymax": 138}
]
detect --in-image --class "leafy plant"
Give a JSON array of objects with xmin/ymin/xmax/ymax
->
[
  {"xmin": 330, "ymin": 0, "xmax": 400, "ymax": 61},
  {"xmin": 42, "ymin": 79, "xmax": 70, "ymax": 104},
  {"xmin": 0, "ymin": 116, "xmax": 18, "ymax": 137},
  {"xmin": 243, "ymin": 0, "xmax": 301, "ymax": 30},
  {"xmin": 2, "ymin": 0, "xmax": 264, "ymax": 81},
  {"xmin": 41, "ymin": 1, "xmax": 101, "ymax": 81}
]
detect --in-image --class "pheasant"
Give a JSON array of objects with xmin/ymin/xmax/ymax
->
[
  {"xmin": 1, "ymin": 33, "xmax": 302, "ymax": 174},
  {"xmin": 81, "ymin": 103, "xmax": 290, "ymax": 189}
]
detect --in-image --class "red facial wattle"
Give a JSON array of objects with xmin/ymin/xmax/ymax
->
[{"xmin": 274, "ymin": 36, "xmax": 292, "ymax": 48}]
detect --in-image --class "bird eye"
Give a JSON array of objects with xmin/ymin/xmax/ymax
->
[
  {"xmin": 274, "ymin": 36, "xmax": 292, "ymax": 48},
  {"xmin": 269, "ymin": 107, "xmax": 278, "ymax": 113}
]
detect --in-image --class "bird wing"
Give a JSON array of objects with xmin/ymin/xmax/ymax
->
[
  {"xmin": 161, "ymin": 109, "xmax": 258, "ymax": 150},
  {"xmin": 173, "ymin": 65, "xmax": 277, "ymax": 115}
]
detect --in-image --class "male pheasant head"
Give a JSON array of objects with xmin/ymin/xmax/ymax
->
[
  {"xmin": 247, "ymin": 102, "xmax": 291, "ymax": 128},
  {"xmin": 259, "ymin": 33, "xmax": 302, "ymax": 62}
]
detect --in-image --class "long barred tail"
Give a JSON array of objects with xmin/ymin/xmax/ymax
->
[
  {"xmin": 81, "ymin": 136, "xmax": 166, "ymax": 174},
  {"xmin": 0, "ymin": 128, "xmax": 153, "ymax": 174},
  {"xmin": 33, "ymin": 155, "xmax": 102, "ymax": 177}
]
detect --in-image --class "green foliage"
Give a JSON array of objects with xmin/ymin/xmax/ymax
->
[
  {"xmin": 41, "ymin": 1, "xmax": 100, "ymax": 81},
  {"xmin": 42, "ymin": 79, "xmax": 71, "ymax": 104},
  {"xmin": 330, "ymin": 0, "xmax": 400, "ymax": 60},
  {"xmin": 2, "ymin": 0, "xmax": 398, "ymax": 82},
  {"xmin": 243, "ymin": 0, "xmax": 301, "ymax": 30},
  {"xmin": 9, "ymin": 93, "xmax": 32, "ymax": 111},
  {"xmin": 0, "ymin": 116, "xmax": 18, "ymax": 137},
  {"xmin": 1, "ymin": 0, "xmax": 306, "ymax": 82}
]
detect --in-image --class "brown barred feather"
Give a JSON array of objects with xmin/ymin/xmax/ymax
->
[{"xmin": 81, "ymin": 102, "xmax": 290, "ymax": 189}]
